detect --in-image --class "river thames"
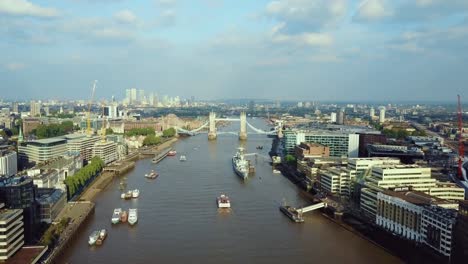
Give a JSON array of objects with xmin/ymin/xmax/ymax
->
[{"xmin": 61, "ymin": 119, "xmax": 400, "ymax": 264}]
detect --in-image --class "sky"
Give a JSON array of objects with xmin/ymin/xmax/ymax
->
[{"xmin": 1, "ymin": 0, "xmax": 468, "ymax": 102}]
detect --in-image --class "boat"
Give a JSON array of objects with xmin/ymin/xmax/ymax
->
[
  {"xmin": 256, "ymin": 146, "xmax": 263, "ymax": 150},
  {"xmin": 217, "ymin": 194, "xmax": 231, "ymax": 208},
  {"xmin": 232, "ymin": 147, "xmax": 249, "ymax": 179},
  {"xmin": 179, "ymin": 155, "xmax": 187, "ymax": 162},
  {"xmin": 152, "ymin": 148, "xmax": 171, "ymax": 164},
  {"xmin": 124, "ymin": 191, "xmax": 132, "ymax": 199},
  {"xmin": 88, "ymin": 230, "xmax": 100, "ymax": 246},
  {"xmin": 145, "ymin": 170, "xmax": 159, "ymax": 179},
  {"xmin": 273, "ymin": 169, "xmax": 281, "ymax": 174},
  {"xmin": 128, "ymin": 208, "xmax": 138, "ymax": 225},
  {"xmin": 279, "ymin": 205, "xmax": 304, "ymax": 223},
  {"xmin": 167, "ymin": 150, "xmax": 177, "ymax": 156},
  {"xmin": 120, "ymin": 210, "xmax": 128, "ymax": 223},
  {"xmin": 111, "ymin": 208, "xmax": 122, "ymax": 224},
  {"xmin": 120, "ymin": 193, "xmax": 126, "ymax": 199},
  {"xmin": 132, "ymin": 189, "xmax": 140, "ymax": 198},
  {"xmin": 95, "ymin": 229, "xmax": 107, "ymax": 246}
]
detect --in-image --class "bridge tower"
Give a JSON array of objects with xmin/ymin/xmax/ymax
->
[
  {"xmin": 239, "ymin": 111, "xmax": 247, "ymax": 140},
  {"xmin": 208, "ymin": 112, "xmax": 217, "ymax": 140}
]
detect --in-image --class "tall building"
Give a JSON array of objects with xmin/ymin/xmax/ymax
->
[
  {"xmin": 18, "ymin": 138, "xmax": 68, "ymax": 167},
  {"xmin": 29, "ymin": 101, "xmax": 41, "ymax": 117},
  {"xmin": 93, "ymin": 141, "xmax": 118, "ymax": 165},
  {"xmin": 357, "ymin": 132, "xmax": 387, "ymax": 157},
  {"xmin": 421, "ymin": 206, "xmax": 457, "ymax": 258},
  {"xmin": 104, "ymin": 105, "xmax": 119, "ymax": 118},
  {"xmin": 65, "ymin": 134, "xmax": 101, "ymax": 162},
  {"xmin": 330, "ymin": 112, "xmax": 337, "ymax": 123},
  {"xmin": 0, "ymin": 203, "xmax": 24, "ymax": 261},
  {"xmin": 379, "ymin": 107, "xmax": 386, "ymax": 123},
  {"xmin": 0, "ymin": 150, "xmax": 17, "ymax": 177},
  {"xmin": 337, "ymin": 109, "xmax": 345, "ymax": 125},
  {"xmin": 369, "ymin": 107, "xmax": 375, "ymax": 119},
  {"xmin": 138, "ymin": 89, "xmax": 145, "ymax": 104}
]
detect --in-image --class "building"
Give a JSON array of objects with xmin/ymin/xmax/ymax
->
[
  {"xmin": 0, "ymin": 150, "xmax": 17, "ymax": 177},
  {"xmin": 357, "ymin": 132, "xmax": 387, "ymax": 157},
  {"xmin": 104, "ymin": 105, "xmax": 119, "ymax": 118},
  {"xmin": 297, "ymin": 157, "xmax": 347, "ymax": 181},
  {"xmin": 453, "ymin": 201, "xmax": 468, "ymax": 263},
  {"xmin": 92, "ymin": 141, "xmax": 118, "ymax": 164},
  {"xmin": 369, "ymin": 107, "xmax": 375, "ymax": 119},
  {"xmin": 35, "ymin": 189, "xmax": 66, "ymax": 224},
  {"xmin": 379, "ymin": 107, "xmax": 385, "ymax": 123},
  {"xmin": 295, "ymin": 142, "xmax": 330, "ymax": 160},
  {"xmin": 12, "ymin": 102, "xmax": 19, "ymax": 113},
  {"xmin": 22, "ymin": 118, "xmax": 41, "ymax": 137},
  {"xmin": 367, "ymin": 144, "xmax": 424, "ymax": 164},
  {"xmin": 65, "ymin": 134, "xmax": 100, "ymax": 162},
  {"xmin": 337, "ymin": 110, "xmax": 345, "ymax": 125},
  {"xmin": 0, "ymin": 177, "xmax": 37, "ymax": 243},
  {"xmin": 330, "ymin": 112, "xmax": 337, "ymax": 123},
  {"xmin": 0, "ymin": 203, "xmax": 24, "ymax": 261},
  {"xmin": 283, "ymin": 130, "xmax": 359, "ymax": 157},
  {"xmin": 319, "ymin": 167, "xmax": 351, "ymax": 197},
  {"xmin": 28, "ymin": 170, "xmax": 59, "ymax": 189},
  {"xmin": 29, "ymin": 101, "xmax": 41, "ymax": 117},
  {"xmin": 18, "ymin": 138, "xmax": 68, "ymax": 167},
  {"xmin": 421, "ymin": 205, "xmax": 457, "ymax": 258},
  {"xmin": 428, "ymin": 182, "xmax": 465, "ymax": 201}
]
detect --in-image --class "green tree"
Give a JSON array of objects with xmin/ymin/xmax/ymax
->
[
  {"xmin": 162, "ymin": 127, "xmax": 176, "ymax": 138},
  {"xmin": 284, "ymin": 154, "xmax": 296, "ymax": 165},
  {"xmin": 143, "ymin": 135, "xmax": 162, "ymax": 146},
  {"xmin": 125, "ymin": 128, "xmax": 155, "ymax": 137},
  {"xmin": 106, "ymin": 128, "xmax": 114, "ymax": 135}
]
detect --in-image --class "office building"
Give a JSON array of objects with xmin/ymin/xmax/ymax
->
[
  {"xmin": 330, "ymin": 112, "xmax": 337, "ymax": 123},
  {"xmin": 22, "ymin": 118, "xmax": 41, "ymax": 137},
  {"xmin": 421, "ymin": 206, "xmax": 457, "ymax": 257},
  {"xmin": 0, "ymin": 177, "xmax": 37, "ymax": 243},
  {"xmin": 319, "ymin": 167, "xmax": 351, "ymax": 197},
  {"xmin": 0, "ymin": 150, "xmax": 17, "ymax": 177},
  {"xmin": 103, "ymin": 105, "xmax": 119, "ymax": 118},
  {"xmin": 35, "ymin": 189, "xmax": 66, "ymax": 224},
  {"xmin": 337, "ymin": 110, "xmax": 345, "ymax": 125},
  {"xmin": 367, "ymin": 144, "xmax": 424, "ymax": 164},
  {"xmin": 369, "ymin": 107, "xmax": 375, "ymax": 119},
  {"xmin": 0, "ymin": 203, "xmax": 24, "ymax": 261},
  {"xmin": 18, "ymin": 138, "xmax": 68, "ymax": 167},
  {"xmin": 357, "ymin": 132, "xmax": 387, "ymax": 157},
  {"xmin": 65, "ymin": 134, "xmax": 100, "ymax": 162},
  {"xmin": 12, "ymin": 102, "xmax": 19, "ymax": 113},
  {"xmin": 453, "ymin": 201, "xmax": 468, "ymax": 262},
  {"xmin": 28, "ymin": 170, "xmax": 59, "ymax": 189},
  {"xmin": 283, "ymin": 130, "xmax": 359, "ymax": 157},
  {"xmin": 92, "ymin": 141, "xmax": 118, "ymax": 165},
  {"xmin": 295, "ymin": 142, "xmax": 329, "ymax": 160},
  {"xmin": 428, "ymin": 182, "xmax": 465, "ymax": 201}
]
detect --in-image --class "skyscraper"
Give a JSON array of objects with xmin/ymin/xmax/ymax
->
[
  {"xmin": 138, "ymin": 89, "xmax": 145, "ymax": 104},
  {"xmin": 337, "ymin": 109, "xmax": 345, "ymax": 125},
  {"xmin": 379, "ymin": 107, "xmax": 386, "ymax": 123},
  {"xmin": 29, "ymin": 101, "xmax": 41, "ymax": 117},
  {"xmin": 370, "ymin": 107, "xmax": 375, "ymax": 119},
  {"xmin": 11, "ymin": 102, "xmax": 19, "ymax": 113}
]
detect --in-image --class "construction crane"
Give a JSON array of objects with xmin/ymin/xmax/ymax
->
[
  {"xmin": 86, "ymin": 80, "xmax": 97, "ymax": 136},
  {"xmin": 458, "ymin": 94, "xmax": 465, "ymax": 179}
]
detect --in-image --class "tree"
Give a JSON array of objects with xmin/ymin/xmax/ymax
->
[
  {"xmin": 125, "ymin": 128, "xmax": 155, "ymax": 137},
  {"xmin": 143, "ymin": 135, "xmax": 162, "ymax": 146},
  {"xmin": 284, "ymin": 154, "xmax": 296, "ymax": 165},
  {"xmin": 162, "ymin": 127, "xmax": 176, "ymax": 138},
  {"xmin": 106, "ymin": 128, "xmax": 114, "ymax": 135}
]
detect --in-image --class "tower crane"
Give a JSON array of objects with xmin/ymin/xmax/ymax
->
[
  {"xmin": 87, "ymin": 80, "xmax": 97, "ymax": 136},
  {"xmin": 458, "ymin": 94, "xmax": 465, "ymax": 179}
]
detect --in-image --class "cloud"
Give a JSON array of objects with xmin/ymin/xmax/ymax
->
[
  {"xmin": 270, "ymin": 23, "xmax": 333, "ymax": 47},
  {"xmin": 355, "ymin": 0, "xmax": 393, "ymax": 22},
  {"xmin": 155, "ymin": 0, "xmax": 176, "ymax": 7},
  {"xmin": 114, "ymin": 10, "xmax": 138, "ymax": 24},
  {"xmin": 266, "ymin": 0, "xmax": 348, "ymax": 33},
  {"xmin": 0, "ymin": 0, "xmax": 60, "ymax": 18},
  {"xmin": 5, "ymin": 63, "xmax": 26, "ymax": 71}
]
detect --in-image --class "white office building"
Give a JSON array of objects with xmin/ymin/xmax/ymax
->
[
  {"xmin": 0, "ymin": 204, "xmax": 24, "ymax": 261},
  {"xmin": 0, "ymin": 151, "xmax": 17, "ymax": 177},
  {"xmin": 421, "ymin": 206, "xmax": 457, "ymax": 257}
]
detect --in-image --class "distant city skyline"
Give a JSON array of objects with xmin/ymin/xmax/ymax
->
[{"xmin": 1, "ymin": 0, "xmax": 468, "ymax": 101}]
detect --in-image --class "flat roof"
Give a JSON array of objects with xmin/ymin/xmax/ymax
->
[
  {"xmin": 29, "ymin": 138, "xmax": 67, "ymax": 144},
  {"xmin": 4, "ymin": 246, "xmax": 47, "ymax": 264}
]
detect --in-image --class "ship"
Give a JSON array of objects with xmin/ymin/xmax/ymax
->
[
  {"xmin": 279, "ymin": 205, "xmax": 304, "ymax": 223},
  {"xmin": 152, "ymin": 148, "xmax": 172, "ymax": 164},
  {"xmin": 111, "ymin": 208, "xmax": 122, "ymax": 224},
  {"xmin": 179, "ymin": 155, "xmax": 187, "ymax": 162},
  {"xmin": 124, "ymin": 190, "xmax": 132, "ymax": 199},
  {"xmin": 120, "ymin": 210, "xmax": 128, "ymax": 223},
  {"xmin": 217, "ymin": 194, "xmax": 231, "ymax": 208},
  {"xmin": 95, "ymin": 229, "xmax": 107, "ymax": 246},
  {"xmin": 88, "ymin": 230, "xmax": 100, "ymax": 246},
  {"xmin": 132, "ymin": 189, "xmax": 140, "ymax": 198},
  {"xmin": 128, "ymin": 208, "xmax": 138, "ymax": 225},
  {"xmin": 145, "ymin": 170, "xmax": 159, "ymax": 179},
  {"xmin": 167, "ymin": 150, "xmax": 177, "ymax": 156},
  {"xmin": 232, "ymin": 147, "xmax": 249, "ymax": 179}
]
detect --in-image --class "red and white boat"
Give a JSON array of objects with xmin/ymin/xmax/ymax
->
[{"xmin": 167, "ymin": 150, "xmax": 177, "ymax": 156}]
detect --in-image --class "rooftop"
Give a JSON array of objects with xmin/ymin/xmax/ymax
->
[
  {"xmin": 28, "ymin": 137, "xmax": 67, "ymax": 145},
  {"xmin": 382, "ymin": 189, "xmax": 450, "ymax": 206}
]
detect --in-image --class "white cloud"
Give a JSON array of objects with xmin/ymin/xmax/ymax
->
[
  {"xmin": 5, "ymin": 63, "xmax": 26, "ymax": 71},
  {"xmin": 355, "ymin": 0, "xmax": 393, "ymax": 22},
  {"xmin": 0, "ymin": 0, "xmax": 59, "ymax": 18},
  {"xmin": 270, "ymin": 23, "xmax": 333, "ymax": 47},
  {"xmin": 114, "ymin": 10, "xmax": 138, "ymax": 24}
]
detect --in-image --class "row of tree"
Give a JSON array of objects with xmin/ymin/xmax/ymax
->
[
  {"xmin": 31, "ymin": 121, "xmax": 75, "ymax": 139},
  {"xmin": 143, "ymin": 135, "xmax": 162, "ymax": 146},
  {"xmin": 64, "ymin": 156, "xmax": 104, "ymax": 199},
  {"xmin": 125, "ymin": 128, "xmax": 155, "ymax": 137},
  {"xmin": 382, "ymin": 128, "xmax": 427, "ymax": 139}
]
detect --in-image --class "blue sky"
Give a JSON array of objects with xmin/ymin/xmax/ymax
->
[{"xmin": 1, "ymin": 0, "xmax": 468, "ymax": 102}]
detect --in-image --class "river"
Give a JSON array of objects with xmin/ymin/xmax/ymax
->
[{"xmin": 61, "ymin": 119, "xmax": 401, "ymax": 264}]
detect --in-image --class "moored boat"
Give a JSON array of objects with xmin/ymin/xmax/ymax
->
[
  {"xmin": 279, "ymin": 205, "xmax": 304, "ymax": 223},
  {"xmin": 132, "ymin": 189, "xmax": 140, "ymax": 198},
  {"xmin": 95, "ymin": 229, "xmax": 107, "ymax": 246},
  {"xmin": 88, "ymin": 230, "xmax": 100, "ymax": 246},
  {"xmin": 145, "ymin": 170, "xmax": 159, "ymax": 179},
  {"xmin": 120, "ymin": 210, "xmax": 128, "ymax": 223},
  {"xmin": 232, "ymin": 147, "xmax": 249, "ymax": 179},
  {"xmin": 179, "ymin": 155, "xmax": 187, "ymax": 161},
  {"xmin": 217, "ymin": 194, "xmax": 231, "ymax": 208},
  {"xmin": 111, "ymin": 208, "xmax": 122, "ymax": 224},
  {"xmin": 128, "ymin": 208, "xmax": 138, "ymax": 225},
  {"xmin": 167, "ymin": 150, "xmax": 177, "ymax": 156},
  {"xmin": 273, "ymin": 169, "xmax": 281, "ymax": 174},
  {"xmin": 124, "ymin": 191, "xmax": 132, "ymax": 199}
]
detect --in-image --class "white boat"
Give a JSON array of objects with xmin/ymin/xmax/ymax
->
[
  {"xmin": 96, "ymin": 229, "xmax": 107, "ymax": 246},
  {"xmin": 111, "ymin": 208, "xmax": 122, "ymax": 224},
  {"xmin": 232, "ymin": 147, "xmax": 249, "ymax": 179},
  {"xmin": 120, "ymin": 193, "xmax": 126, "ymax": 199},
  {"xmin": 88, "ymin": 230, "xmax": 100, "ymax": 246},
  {"xmin": 217, "ymin": 194, "xmax": 231, "ymax": 208},
  {"xmin": 273, "ymin": 169, "xmax": 281, "ymax": 174},
  {"xmin": 180, "ymin": 155, "xmax": 187, "ymax": 161},
  {"xmin": 128, "ymin": 208, "xmax": 138, "ymax": 225},
  {"xmin": 132, "ymin": 189, "xmax": 140, "ymax": 198}
]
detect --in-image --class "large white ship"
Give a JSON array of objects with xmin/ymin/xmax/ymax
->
[
  {"xmin": 232, "ymin": 147, "xmax": 249, "ymax": 179},
  {"xmin": 128, "ymin": 208, "xmax": 138, "ymax": 225}
]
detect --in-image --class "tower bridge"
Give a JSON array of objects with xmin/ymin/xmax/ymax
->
[{"xmin": 175, "ymin": 112, "xmax": 281, "ymax": 140}]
